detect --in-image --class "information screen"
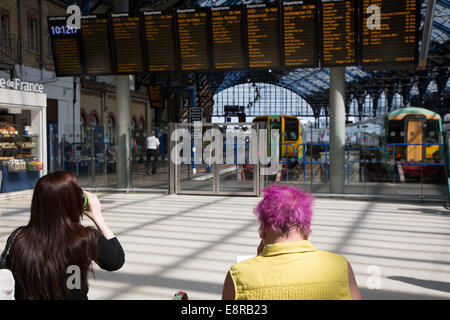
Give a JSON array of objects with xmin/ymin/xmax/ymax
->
[
  {"xmin": 282, "ymin": 1, "xmax": 319, "ymax": 68},
  {"xmin": 360, "ymin": 0, "xmax": 419, "ymax": 66},
  {"xmin": 321, "ymin": 0, "xmax": 357, "ymax": 66},
  {"xmin": 148, "ymin": 85, "xmax": 164, "ymax": 108},
  {"xmin": 144, "ymin": 11, "xmax": 177, "ymax": 72},
  {"xmin": 246, "ymin": 3, "xmax": 281, "ymax": 69},
  {"xmin": 177, "ymin": 8, "xmax": 210, "ymax": 71},
  {"xmin": 111, "ymin": 13, "xmax": 144, "ymax": 74},
  {"xmin": 48, "ymin": 17, "xmax": 83, "ymax": 77},
  {"xmin": 211, "ymin": 6, "xmax": 245, "ymax": 71},
  {"xmin": 80, "ymin": 15, "xmax": 114, "ymax": 75}
]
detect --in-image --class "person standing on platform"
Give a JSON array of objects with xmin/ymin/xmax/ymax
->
[{"xmin": 146, "ymin": 130, "xmax": 160, "ymax": 175}]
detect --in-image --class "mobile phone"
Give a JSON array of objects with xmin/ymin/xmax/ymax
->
[{"xmin": 81, "ymin": 192, "xmax": 89, "ymax": 211}]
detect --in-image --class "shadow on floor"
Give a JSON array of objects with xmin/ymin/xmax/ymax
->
[
  {"xmin": 388, "ymin": 276, "xmax": 450, "ymax": 294},
  {"xmin": 360, "ymin": 288, "xmax": 447, "ymax": 300},
  {"xmin": 397, "ymin": 207, "xmax": 450, "ymax": 216}
]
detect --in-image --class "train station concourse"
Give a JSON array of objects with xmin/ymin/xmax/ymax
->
[{"xmin": 0, "ymin": 0, "xmax": 449, "ymax": 303}]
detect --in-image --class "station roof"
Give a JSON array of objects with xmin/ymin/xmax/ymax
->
[{"xmin": 194, "ymin": 0, "xmax": 450, "ymax": 111}]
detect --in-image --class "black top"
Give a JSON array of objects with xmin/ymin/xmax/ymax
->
[{"xmin": 1, "ymin": 230, "xmax": 125, "ymax": 300}]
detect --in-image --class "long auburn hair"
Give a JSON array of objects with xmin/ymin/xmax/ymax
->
[{"xmin": 9, "ymin": 171, "xmax": 98, "ymax": 300}]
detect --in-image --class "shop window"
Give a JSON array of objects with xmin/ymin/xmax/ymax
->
[
  {"xmin": 0, "ymin": 14, "xmax": 9, "ymax": 47},
  {"xmin": 27, "ymin": 17, "xmax": 38, "ymax": 52}
]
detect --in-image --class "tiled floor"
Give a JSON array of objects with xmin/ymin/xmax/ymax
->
[{"xmin": 1, "ymin": 193, "xmax": 450, "ymax": 300}]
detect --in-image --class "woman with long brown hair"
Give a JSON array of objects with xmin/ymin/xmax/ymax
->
[{"xmin": 0, "ymin": 171, "xmax": 125, "ymax": 300}]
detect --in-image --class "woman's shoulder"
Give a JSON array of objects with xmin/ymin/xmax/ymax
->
[
  {"xmin": 316, "ymin": 249, "xmax": 349, "ymax": 265},
  {"xmin": 1, "ymin": 227, "xmax": 25, "ymax": 262},
  {"xmin": 5, "ymin": 227, "xmax": 25, "ymax": 244}
]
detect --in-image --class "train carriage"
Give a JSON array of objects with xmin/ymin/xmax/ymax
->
[
  {"xmin": 308, "ymin": 107, "xmax": 445, "ymax": 181},
  {"xmin": 252, "ymin": 115, "xmax": 303, "ymax": 162}
]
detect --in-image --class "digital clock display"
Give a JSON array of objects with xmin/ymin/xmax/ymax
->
[
  {"xmin": 50, "ymin": 25, "xmax": 78, "ymax": 35},
  {"xmin": 47, "ymin": 16, "xmax": 83, "ymax": 77}
]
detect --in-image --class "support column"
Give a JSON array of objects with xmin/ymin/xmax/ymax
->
[
  {"xmin": 114, "ymin": 0, "xmax": 130, "ymax": 189},
  {"xmin": 329, "ymin": 67, "xmax": 346, "ymax": 194},
  {"xmin": 116, "ymin": 76, "xmax": 131, "ymax": 188}
]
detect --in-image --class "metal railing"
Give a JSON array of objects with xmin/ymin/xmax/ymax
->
[
  {"xmin": 389, "ymin": 143, "xmax": 445, "ymax": 184},
  {"xmin": 261, "ymin": 142, "xmax": 447, "ymax": 186}
]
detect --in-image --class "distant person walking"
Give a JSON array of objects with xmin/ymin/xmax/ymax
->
[
  {"xmin": 146, "ymin": 130, "xmax": 160, "ymax": 175},
  {"xmin": 222, "ymin": 185, "xmax": 361, "ymax": 300}
]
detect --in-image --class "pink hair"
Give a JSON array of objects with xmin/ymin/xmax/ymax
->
[{"xmin": 254, "ymin": 185, "xmax": 314, "ymax": 236}]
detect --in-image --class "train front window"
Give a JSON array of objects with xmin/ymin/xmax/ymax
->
[
  {"xmin": 253, "ymin": 117, "xmax": 268, "ymax": 129},
  {"xmin": 425, "ymin": 120, "xmax": 440, "ymax": 143},
  {"xmin": 388, "ymin": 120, "xmax": 404, "ymax": 143},
  {"xmin": 270, "ymin": 117, "xmax": 281, "ymax": 132},
  {"xmin": 284, "ymin": 118, "xmax": 299, "ymax": 141}
]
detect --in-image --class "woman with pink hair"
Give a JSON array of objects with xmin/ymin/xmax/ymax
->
[{"xmin": 222, "ymin": 185, "xmax": 361, "ymax": 300}]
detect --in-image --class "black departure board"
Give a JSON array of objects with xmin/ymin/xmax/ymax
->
[
  {"xmin": 246, "ymin": 4, "xmax": 281, "ymax": 69},
  {"xmin": 111, "ymin": 13, "xmax": 144, "ymax": 74},
  {"xmin": 144, "ymin": 11, "xmax": 177, "ymax": 72},
  {"xmin": 148, "ymin": 85, "xmax": 164, "ymax": 108},
  {"xmin": 211, "ymin": 6, "xmax": 245, "ymax": 71},
  {"xmin": 321, "ymin": 0, "xmax": 357, "ymax": 66},
  {"xmin": 80, "ymin": 15, "xmax": 114, "ymax": 75},
  {"xmin": 48, "ymin": 17, "xmax": 83, "ymax": 77},
  {"xmin": 360, "ymin": 0, "xmax": 419, "ymax": 66},
  {"xmin": 176, "ymin": 8, "xmax": 210, "ymax": 72},
  {"xmin": 282, "ymin": 1, "xmax": 319, "ymax": 68}
]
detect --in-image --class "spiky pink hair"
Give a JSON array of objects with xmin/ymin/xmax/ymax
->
[{"xmin": 254, "ymin": 185, "xmax": 314, "ymax": 236}]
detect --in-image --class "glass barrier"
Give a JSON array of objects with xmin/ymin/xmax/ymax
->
[
  {"xmin": 266, "ymin": 142, "xmax": 330, "ymax": 194},
  {"xmin": 216, "ymin": 124, "xmax": 255, "ymax": 195},
  {"xmin": 46, "ymin": 121, "xmax": 449, "ymax": 201},
  {"xmin": 47, "ymin": 123, "xmax": 170, "ymax": 191},
  {"xmin": 48, "ymin": 124, "xmax": 111, "ymax": 188},
  {"xmin": 131, "ymin": 128, "xmax": 169, "ymax": 190},
  {"xmin": 176, "ymin": 124, "xmax": 214, "ymax": 194}
]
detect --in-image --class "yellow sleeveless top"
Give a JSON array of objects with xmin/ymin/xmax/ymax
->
[{"xmin": 229, "ymin": 240, "xmax": 351, "ymax": 300}]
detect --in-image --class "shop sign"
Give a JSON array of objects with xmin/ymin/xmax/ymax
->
[{"xmin": 0, "ymin": 78, "xmax": 44, "ymax": 94}]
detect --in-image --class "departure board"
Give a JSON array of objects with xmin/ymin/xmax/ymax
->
[
  {"xmin": 48, "ymin": 17, "xmax": 83, "ymax": 77},
  {"xmin": 80, "ymin": 15, "xmax": 114, "ymax": 75},
  {"xmin": 360, "ymin": 0, "xmax": 419, "ymax": 66},
  {"xmin": 246, "ymin": 3, "xmax": 281, "ymax": 69},
  {"xmin": 177, "ymin": 8, "xmax": 210, "ymax": 71},
  {"xmin": 211, "ymin": 6, "xmax": 245, "ymax": 71},
  {"xmin": 148, "ymin": 85, "xmax": 164, "ymax": 108},
  {"xmin": 321, "ymin": 0, "xmax": 357, "ymax": 66},
  {"xmin": 282, "ymin": 1, "xmax": 319, "ymax": 68},
  {"xmin": 144, "ymin": 11, "xmax": 177, "ymax": 72},
  {"xmin": 111, "ymin": 13, "xmax": 144, "ymax": 74}
]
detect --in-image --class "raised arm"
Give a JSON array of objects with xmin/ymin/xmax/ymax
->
[{"xmin": 83, "ymin": 191, "xmax": 125, "ymax": 271}]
